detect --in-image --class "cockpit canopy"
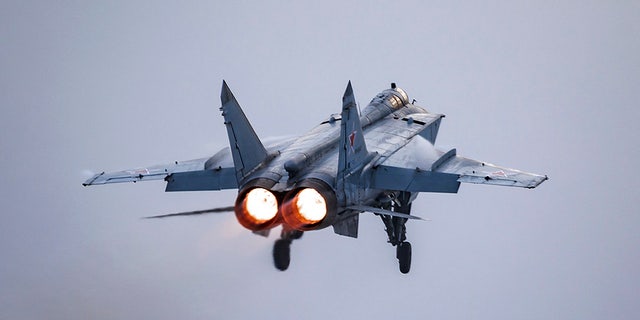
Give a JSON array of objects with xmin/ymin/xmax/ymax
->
[
  {"xmin": 370, "ymin": 83, "xmax": 410, "ymax": 109},
  {"xmin": 391, "ymin": 82, "xmax": 409, "ymax": 105}
]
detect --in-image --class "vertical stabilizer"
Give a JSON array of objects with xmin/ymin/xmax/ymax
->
[
  {"xmin": 338, "ymin": 81, "xmax": 369, "ymax": 183},
  {"xmin": 220, "ymin": 80, "xmax": 268, "ymax": 182}
]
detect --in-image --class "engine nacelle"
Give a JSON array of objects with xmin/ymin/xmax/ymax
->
[
  {"xmin": 234, "ymin": 178, "xmax": 282, "ymax": 231},
  {"xmin": 281, "ymin": 179, "xmax": 337, "ymax": 231}
]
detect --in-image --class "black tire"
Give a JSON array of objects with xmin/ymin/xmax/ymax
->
[
  {"xmin": 273, "ymin": 239, "xmax": 291, "ymax": 271},
  {"xmin": 397, "ymin": 241, "xmax": 412, "ymax": 274}
]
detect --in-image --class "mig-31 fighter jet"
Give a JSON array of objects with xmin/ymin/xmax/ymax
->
[{"xmin": 84, "ymin": 81, "xmax": 547, "ymax": 273}]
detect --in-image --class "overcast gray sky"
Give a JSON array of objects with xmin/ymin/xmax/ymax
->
[{"xmin": 1, "ymin": 1, "xmax": 639, "ymax": 319}]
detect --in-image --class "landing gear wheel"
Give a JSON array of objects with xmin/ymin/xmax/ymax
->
[
  {"xmin": 273, "ymin": 239, "xmax": 291, "ymax": 271},
  {"xmin": 397, "ymin": 241, "xmax": 412, "ymax": 274}
]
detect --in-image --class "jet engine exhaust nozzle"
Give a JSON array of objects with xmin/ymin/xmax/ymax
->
[
  {"xmin": 282, "ymin": 179, "xmax": 337, "ymax": 231},
  {"xmin": 235, "ymin": 186, "xmax": 281, "ymax": 231}
]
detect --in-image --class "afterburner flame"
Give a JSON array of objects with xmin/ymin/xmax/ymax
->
[
  {"xmin": 243, "ymin": 188, "xmax": 278, "ymax": 222},
  {"xmin": 280, "ymin": 179, "xmax": 336, "ymax": 231},
  {"xmin": 294, "ymin": 188, "xmax": 327, "ymax": 223}
]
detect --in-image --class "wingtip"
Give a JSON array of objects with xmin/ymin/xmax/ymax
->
[
  {"xmin": 82, "ymin": 172, "xmax": 104, "ymax": 186},
  {"xmin": 526, "ymin": 174, "xmax": 549, "ymax": 189}
]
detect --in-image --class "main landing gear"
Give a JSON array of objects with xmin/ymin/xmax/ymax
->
[
  {"xmin": 379, "ymin": 191, "xmax": 413, "ymax": 274},
  {"xmin": 272, "ymin": 227, "xmax": 303, "ymax": 271},
  {"xmin": 271, "ymin": 191, "xmax": 415, "ymax": 273}
]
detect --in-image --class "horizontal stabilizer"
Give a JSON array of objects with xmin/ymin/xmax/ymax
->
[
  {"xmin": 371, "ymin": 165, "xmax": 461, "ymax": 193},
  {"xmin": 348, "ymin": 205, "xmax": 425, "ymax": 220},
  {"xmin": 165, "ymin": 168, "xmax": 237, "ymax": 191}
]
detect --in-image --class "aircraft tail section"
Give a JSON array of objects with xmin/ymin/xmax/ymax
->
[
  {"xmin": 220, "ymin": 80, "xmax": 268, "ymax": 182},
  {"xmin": 338, "ymin": 81, "xmax": 369, "ymax": 181}
]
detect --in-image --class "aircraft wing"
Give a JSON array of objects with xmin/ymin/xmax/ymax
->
[
  {"xmin": 83, "ymin": 156, "xmax": 238, "ymax": 191},
  {"xmin": 435, "ymin": 153, "xmax": 548, "ymax": 188},
  {"xmin": 82, "ymin": 136, "xmax": 296, "ymax": 191},
  {"xmin": 371, "ymin": 137, "xmax": 547, "ymax": 192}
]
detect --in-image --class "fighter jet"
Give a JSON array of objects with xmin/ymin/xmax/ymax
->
[{"xmin": 83, "ymin": 81, "xmax": 547, "ymax": 273}]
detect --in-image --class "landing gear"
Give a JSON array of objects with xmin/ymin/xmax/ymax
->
[
  {"xmin": 273, "ymin": 239, "xmax": 291, "ymax": 271},
  {"xmin": 397, "ymin": 241, "xmax": 412, "ymax": 274},
  {"xmin": 272, "ymin": 228, "xmax": 303, "ymax": 271},
  {"xmin": 379, "ymin": 191, "xmax": 414, "ymax": 274}
]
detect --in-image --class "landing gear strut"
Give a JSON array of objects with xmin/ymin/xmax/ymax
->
[
  {"xmin": 380, "ymin": 191, "xmax": 413, "ymax": 274},
  {"xmin": 272, "ymin": 227, "xmax": 303, "ymax": 271}
]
